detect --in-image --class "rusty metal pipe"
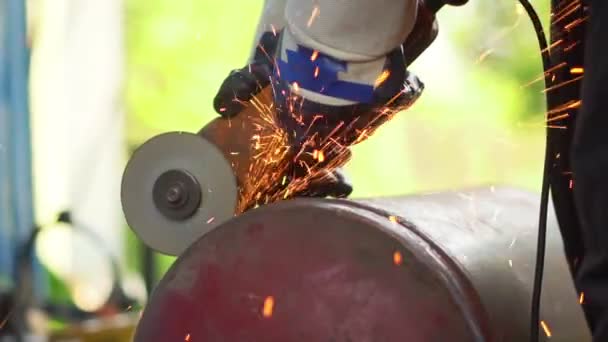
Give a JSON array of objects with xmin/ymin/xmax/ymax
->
[{"xmin": 135, "ymin": 187, "xmax": 590, "ymax": 341}]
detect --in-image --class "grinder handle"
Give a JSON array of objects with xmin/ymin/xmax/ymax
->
[{"xmin": 426, "ymin": 0, "xmax": 469, "ymax": 12}]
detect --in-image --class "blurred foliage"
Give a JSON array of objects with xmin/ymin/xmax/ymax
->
[
  {"xmin": 125, "ymin": 0, "xmax": 552, "ymax": 273},
  {"xmin": 46, "ymin": 269, "xmax": 74, "ymax": 307},
  {"xmin": 125, "ymin": 0, "xmax": 263, "ymax": 146},
  {"xmin": 450, "ymin": 0, "xmax": 551, "ymax": 122}
]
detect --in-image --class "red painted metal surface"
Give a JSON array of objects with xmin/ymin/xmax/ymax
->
[
  {"xmin": 135, "ymin": 187, "xmax": 590, "ymax": 342},
  {"xmin": 136, "ymin": 204, "xmax": 483, "ymax": 341}
]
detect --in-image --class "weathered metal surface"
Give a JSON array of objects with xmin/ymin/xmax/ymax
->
[
  {"xmin": 359, "ymin": 187, "xmax": 591, "ymax": 341},
  {"xmin": 135, "ymin": 187, "xmax": 590, "ymax": 341}
]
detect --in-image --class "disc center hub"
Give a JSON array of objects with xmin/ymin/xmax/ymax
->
[
  {"xmin": 153, "ymin": 169, "xmax": 202, "ymax": 221},
  {"xmin": 166, "ymin": 184, "xmax": 187, "ymax": 205}
]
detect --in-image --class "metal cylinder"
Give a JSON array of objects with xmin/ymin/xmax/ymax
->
[{"xmin": 135, "ymin": 187, "xmax": 590, "ymax": 341}]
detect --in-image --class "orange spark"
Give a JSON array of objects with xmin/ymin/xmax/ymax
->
[
  {"xmin": 354, "ymin": 128, "xmax": 370, "ymax": 144},
  {"xmin": 235, "ymin": 74, "xmax": 404, "ymax": 212},
  {"xmin": 540, "ymin": 39, "xmax": 563, "ymax": 56},
  {"xmin": 521, "ymin": 62, "xmax": 567, "ymax": 88},
  {"xmin": 564, "ymin": 41, "xmax": 581, "ymax": 52},
  {"xmin": 547, "ymin": 100, "xmax": 581, "ymax": 116},
  {"xmin": 317, "ymin": 150, "xmax": 325, "ymax": 162},
  {"xmin": 569, "ymin": 179, "xmax": 574, "ymax": 189},
  {"xmin": 389, "ymin": 216, "xmax": 398, "ymax": 224},
  {"xmin": 311, "ymin": 50, "xmax": 319, "ymax": 61},
  {"xmin": 385, "ymin": 88, "xmax": 408, "ymax": 107},
  {"xmin": 548, "ymin": 125, "xmax": 568, "ymax": 130},
  {"xmin": 307, "ymin": 6, "xmax": 320, "ymax": 27},
  {"xmin": 552, "ymin": 2, "xmax": 581, "ymax": 25},
  {"xmin": 517, "ymin": 121, "xmax": 568, "ymax": 130},
  {"xmin": 579, "ymin": 292, "xmax": 585, "ymax": 304},
  {"xmin": 206, "ymin": 217, "xmax": 215, "ymax": 224},
  {"xmin": 547, "ymin": 113, "xmax": 570, "ymax": 122},
  {"xmin": 552, "ymin": 0, "xmax": 580, "ymax": 19},
  {"xmin": 262, "ymin": 296, "xmax": 275, "ymax": 318},
  {"xmin": 477, "ymin": 49, "xmax": 494, "ymax": 64},
  {"xmin": 270, "ymin": 24, "xmax": 277, "ymax": 36},
  {"xmin": 543, "ymin": 75, "xmax": 584, "ymax": 93},
  {"xmin": 393, "ymin": 251, "xmax": 403, "ymax": 266},
  {"xmin": 374, "ymin": 70, "xmax": 391, "ymax": 88},
  {"xmin": 540, "ymin": 320, "xmax": 552, "ymax": 338},
  {"xmin": 565, "ymin": 17, "xmax": 588, "ymax": 31},
  {"xmin": 314, "ymin": 66, "xmax": 320, "ymax": 78},
  {"xmin": 185, "ymin": 333, "xmax": 191, "ymax": 341},
  {"xmin": 570, "ymin": 67, "xmax": 584, "ymax": 75},
  {"xmin": 292, "ymin": 82, "xmax": 300, "ymax": 92}
]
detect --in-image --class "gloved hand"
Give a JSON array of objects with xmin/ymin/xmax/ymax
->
[
  {"xmin": 213, "ymin": 31, "xmax": 279, "ymax": 117},
  {"xmin": 213, "ymin": 30, "xmax": 355, "ymax": 198}
]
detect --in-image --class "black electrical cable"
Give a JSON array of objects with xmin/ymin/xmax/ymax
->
[
  {"xmin": 427, "ymin": 0, "xmax": 557, "ymax": 339},
  {"xmin": 430, "ymin": 0, "xmax": 553, "ymax": 337},
  {"xmin": 515, "ymin": 1, "xmax": 553, "ymax": 341}
]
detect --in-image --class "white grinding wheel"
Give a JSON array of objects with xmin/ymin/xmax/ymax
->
[{"xmin": 121, "ymin": 132, "xmax": 238, "ymax": 256}]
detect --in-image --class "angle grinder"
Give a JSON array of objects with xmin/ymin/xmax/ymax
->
[{"xmin": 121, "ymin": 89, "xmax": 269, "ymax": 256}]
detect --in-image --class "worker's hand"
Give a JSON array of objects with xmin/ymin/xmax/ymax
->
[
  {"xmin": 405, "ymin": 0, "xmax": 469, "ymax": 63},
  {"xmin": 213, "ymin": 31, "xmax": 279, "ymax": 118}
]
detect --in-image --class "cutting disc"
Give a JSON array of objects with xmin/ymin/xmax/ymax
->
[{"xmin": 121, "ymin": 132, "xmax": 238, "ymax": 256}]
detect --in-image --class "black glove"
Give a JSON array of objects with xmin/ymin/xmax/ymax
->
[{"xmin": 213, "ymin": 31, "xmax": 278, "ymax": 118}]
